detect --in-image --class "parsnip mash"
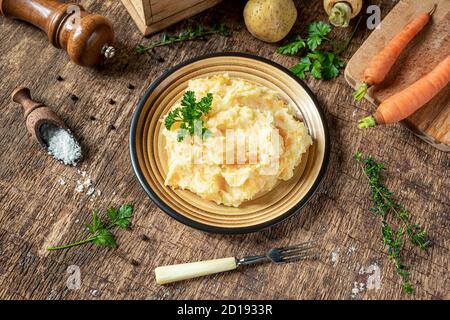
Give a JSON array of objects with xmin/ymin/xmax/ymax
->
[{"xmin": 162, "ymin": 74, "xmax": 312, "ymax": 207}]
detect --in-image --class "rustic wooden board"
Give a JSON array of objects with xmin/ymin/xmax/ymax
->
[
  {"xmin": 0, "ymin": 0, "xmax": 448, "ymax": 300},
  {"xmin": 121, "ymin": 0, "xmax": 223, "ymax": 35},
  {"xmin": 130, "ymin": 0, "xmax": 153, "ymax": 25},
  {"xmin": 345, "ymin": 0, "xmax": 450, "ymax": 152}
]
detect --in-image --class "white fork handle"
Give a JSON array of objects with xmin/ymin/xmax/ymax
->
[{"xmin": 155, "ymin": 257, "xmax": 237, "ymax": 285}]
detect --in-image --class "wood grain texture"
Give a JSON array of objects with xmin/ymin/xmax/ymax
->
[
  {"xmin": 345, "ymin": 0, "xmax": 450, "ymax": 151},
  {"xmin": 0, "ymin": 0, "xmax": 448, "ymax": 300}
]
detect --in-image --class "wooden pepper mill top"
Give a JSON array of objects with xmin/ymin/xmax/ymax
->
[{"xmin": 0, "ymin": 0, "xmax": 115, "ymax": 67}]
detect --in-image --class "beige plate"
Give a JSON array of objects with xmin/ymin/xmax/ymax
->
[{"xmin": 130, "ymin": 53, "xmax": 330, "ymax": 234}]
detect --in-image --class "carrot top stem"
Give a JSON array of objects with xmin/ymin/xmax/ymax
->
[
  {"xmin": 358, "ymin": 115, "xmax": 377, "ymax": 129},
  {"xmin": 353, "ymin": 82, "xmax": 369, "ymax": 101}
]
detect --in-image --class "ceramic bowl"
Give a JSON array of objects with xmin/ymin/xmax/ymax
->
[{"xmin": 130, "ymin": 53, "xmax": 329, "ymax": 234}]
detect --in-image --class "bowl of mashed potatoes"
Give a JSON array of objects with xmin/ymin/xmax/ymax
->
[{"xmin": 130, "ymin": 53, "xmax": 329, "ymax": 233}]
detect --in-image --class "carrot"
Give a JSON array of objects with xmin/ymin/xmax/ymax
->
[
  {"xmin": 358, "ymin": 54, "xmax": 450, "ymax": 129},
  {"xmin": 353, "ymin": 4, "xmax": 437, "ymax": 101}
]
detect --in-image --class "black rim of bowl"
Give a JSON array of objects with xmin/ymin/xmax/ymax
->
[{"xmin": 129, "ymin": 52, "xmax": 330, "ymax": 234}]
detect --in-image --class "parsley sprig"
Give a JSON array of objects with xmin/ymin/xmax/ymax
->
[
  {"xmin": 277, "ymin": 18, "xmax": 361, "ymax": 80},
  {"xmin": 47, "ymin": 204, "xmax": 134, "ymax": 251},
  {"xmin": 165, "ymin": 91, "xmax": 213, "ymax": 142},
  {"xmin": 355, "ymin": 152, "xmax": 431, "ymax": 294},
  {"xmin": 137, "ymin": 24, "xmax": 230, "ymax": 54}
]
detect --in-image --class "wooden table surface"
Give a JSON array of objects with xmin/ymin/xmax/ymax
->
[{"xmin": 0, "ymin": 0, "xmax": 448, "ymax": 300}]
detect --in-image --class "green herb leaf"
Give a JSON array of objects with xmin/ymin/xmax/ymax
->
[
  {"xmin": 165, "ymin": 91, "xmax": 213, "ymax": 142},
  {"xmin": 277, "ymin": 36, "xmax": 306, "ymax": 55},
  {"xmin": 276, "ymin": 19, "xmax": 361, "ymax": 81},
  {"xmin": 86, "ymin": 210, "xmax": 103, "ymax": 234},
  {"xmin": 113, "ymin": 204, "xmax": 134, "ymax": 229},
  {"xmin": 321, "ymin": 52, "xmax": 344, "ymax": 80},
  {"xmin": 92, "ymin": 229, "xmax": 117, "ymax": 247},
  {"xmin": 106, "ymin": 207, "xmax": 118, "ymax": 221},
  {"xmin": 311, "ymin": 59, "xmax": 323, "ymax": 79},
  {"xmin": 291, "ymin": 57, "xmax": 311, "ymax": 79},
  {"xmin": 47, "ymin": 204, "xmax": 134, "ymax": 251},
  {"xmin": 177, "ymin": 129, "xmax": 188, "ymax": 142},
  {"xmin": 307, "ymin": 21, "xmax": 331, "ymax": 50}
]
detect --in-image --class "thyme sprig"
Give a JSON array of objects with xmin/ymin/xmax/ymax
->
[
  {"xmin": 137, "ymin": 24, "xmax": 230, "ymax": 54},
  {"xmin": 354, "ymin": 152, "xmax": 431, "ymax": 294}
]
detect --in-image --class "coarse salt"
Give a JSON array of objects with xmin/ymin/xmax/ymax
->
[
  {"xmin": 40, "ymin": 124, "xmax": 82, "ymax": 166},
  {"xmin": 74, "ymin": 170, "xmax": 101, "ymax": 199},
  {"xmin": 86, "ymin": 187, "xmax": 95, "ymax": 197},
  {"xmin": 331, "ymin": 249, "xmax": 340, "ymax": 266},
  {"xmin": 347, "ymin": 246, "xmax": 356, "ymax": 255}
]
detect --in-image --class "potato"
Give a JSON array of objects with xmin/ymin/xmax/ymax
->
[{"xmin": 244, "ymin": 0, "xmax": 297, "ymax": 43}]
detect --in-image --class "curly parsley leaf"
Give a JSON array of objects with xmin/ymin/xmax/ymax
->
[
  {"xmin": 165, "ymin": 91, "xmax": 213, "ymax": 142},
  {"xmin": 47, "ymin": 204, "xmax": 134, "ymax": 251}
]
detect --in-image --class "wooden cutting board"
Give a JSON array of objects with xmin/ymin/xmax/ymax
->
[{"xmin": 345, "ymin": 0, "xmax": 450, "ymax": 152}]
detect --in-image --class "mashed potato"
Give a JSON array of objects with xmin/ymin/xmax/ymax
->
[{"xmin": 162, "ymin": 74, "xmax": 312, "ymax": 207}]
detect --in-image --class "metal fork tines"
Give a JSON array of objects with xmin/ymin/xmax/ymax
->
[
  {"xmin": 236, "ymin": 240, "xmax": 319, "ymax": 266},
  {"xmin": 269, "ymin": 240, "xmax": 319, "ymax": 263}
]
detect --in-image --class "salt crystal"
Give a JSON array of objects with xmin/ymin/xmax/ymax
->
[
  {"xmin": 74, "ymin": 171, "xmax": 101, "ymax": 199},
  {"xmin": 351, "ymin": 282, "xmax": 360, "ymax": 298},
  {"xmin": 75, "ymin": 184, "xmax": 84, "ymax": 193},
  {"xmin": 90, "ymin": 289, "xmax": 100, "ymax": 297},
  {"xmin": 58, "ymin": 178, "xmax": 66, "ymax": 186},
  {"xmin": 86, "ymin": 187, "xmax": 95, "ymax": 196},
  {"xmin": 85, "ymin": 178, "xmax": 92, "ymax": 186},
  {"xmin": 40, "ymin": 124, "xmax": 82, "ymax": 166},
  {"xmin": 331, "ymin": 249, "xmax": 340, "ymax": 266},
  {"xmin": 347, "ymin": 246, "xmax": 356, "ymax": 255}
]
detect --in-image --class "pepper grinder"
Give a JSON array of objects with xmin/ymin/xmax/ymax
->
[{"xmin": 0, "ymin": 0, "xmax": 115, "ymax": 67}]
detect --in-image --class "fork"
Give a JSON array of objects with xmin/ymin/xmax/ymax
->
[{"xmin": 155, "ymin": 240, "xmax": 318, "ymax": 285}]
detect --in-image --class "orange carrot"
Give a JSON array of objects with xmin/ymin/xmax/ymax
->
[
  {"xmin": 353, "ymin": 4, "xmax": 437, "ymax": 101},
  {"xmin": 358, "ymin": 54, "xmax": 450, "ymax": 129}
]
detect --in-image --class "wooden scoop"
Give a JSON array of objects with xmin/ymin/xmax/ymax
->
[{"xmin": 12, "ymin": 87, "xmax": 70, "ymax": 148}]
